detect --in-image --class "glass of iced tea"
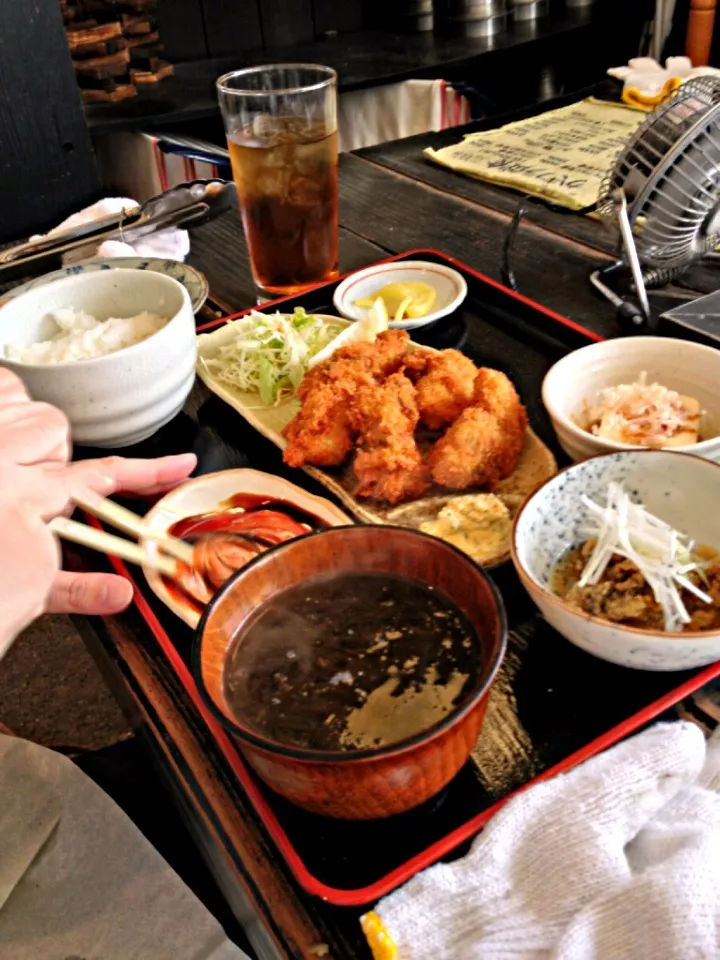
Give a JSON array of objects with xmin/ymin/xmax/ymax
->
[{"xmin": 217, "ymin": 64, "xmax": 339, "ymax": 301}]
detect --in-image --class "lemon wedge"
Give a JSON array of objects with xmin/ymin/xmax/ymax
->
[
  {"xmin": 394, "ymin": 296, "xmax": 413, "ymax": 322},
  {"xmin": 307, "ymin": 297, "xmax": 389, "ymax": 369},
  {"xmin": 355, "ymin": 281, "xmax": 436, "ymax": 320}
]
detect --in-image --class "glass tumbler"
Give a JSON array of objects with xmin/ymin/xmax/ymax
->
[{"xmin": 217, "ymin": 64, "xmax": 339, "ymax": 302}]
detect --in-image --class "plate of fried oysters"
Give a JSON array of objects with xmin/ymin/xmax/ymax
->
[{"xmin": 197, "ymin": 309, "xmax": 557, "ymax": 568}]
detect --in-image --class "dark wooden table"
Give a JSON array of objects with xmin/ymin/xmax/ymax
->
[
  {"xmin": 192, "ymin": 152, "xmax": 616, "ymax": 334},
  {"xmin": 70, "ymin": 146, "xmax": 720, "ymax": 960}
]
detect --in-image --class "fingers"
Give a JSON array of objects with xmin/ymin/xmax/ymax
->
[
  {"xmin": 45, "ymin": 571, "xmax": 134, "ymax": 616},
  {"xmin": 0, "ymin": 368, "xmax": 71, "ymax": 466},
  {"xmin": 52, "ymin": 452, "xmax": 197, "ymax": 502},
  {"xmin": 98, "ymin": 452, "xmax": 198, "ymax": 496},
  {"xmin": 0, "ymin": 452, "xmax": 197, "ymax": 528},
  {"xmin": 0, "ymin": 504, "xmax": 60, "ymax": 657},
  {"xmin": 0, "ymin": 368, "xmax": 29, "ymax": 406},
  {"xmin": 0, "ymin": 401, "xmax": 71, "ymax": 465},
  {"xmin": 0, "ymin": 463, "xmax": 93, "ymax": 522}
]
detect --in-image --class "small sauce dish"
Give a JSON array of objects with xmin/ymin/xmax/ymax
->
[{"xmin": 333, "ymin": 260, "xmax": 468, "ymax": 330}]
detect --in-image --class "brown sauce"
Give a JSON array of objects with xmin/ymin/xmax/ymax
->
[
  {"xmin": 223, "ymin": 572, "xmax": 481, "ymax": 752},
  {"xmin": 163, "ymin": 493, "xmax": 328, "ymax": 613},
  {"xmin": 168, "ymin": 492, "xmax": 324, "ymax": 540}
]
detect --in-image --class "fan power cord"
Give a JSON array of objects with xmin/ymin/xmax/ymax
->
[
  {"xmin": 500, "ymin": 194, "xmax": 598, "ymax": 292},
  {"xmin": 590, "ymin": 262, "xmax": 657, "ymax": 333}
]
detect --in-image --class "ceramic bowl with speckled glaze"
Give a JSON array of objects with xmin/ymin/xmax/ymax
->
[
  {"xmin": 4, "ymin": 258, "xmax": 209, "ymax": 314},
  {"xmin": 511, "ymin": 449, "xmax": 720, "ymax": 671},
  {"xmin": 542, "ymin": 336, "xmax": 720, "ymax": 463}
]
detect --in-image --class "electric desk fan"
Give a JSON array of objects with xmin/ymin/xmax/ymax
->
[{"xmin": 594, "ymin": 76, "xmax": 720, "ymax": 331}]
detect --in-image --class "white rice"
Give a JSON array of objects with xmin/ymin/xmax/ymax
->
[{"xmin": 6, "ymin": 307, "xmax": 169, "ymax": 364}]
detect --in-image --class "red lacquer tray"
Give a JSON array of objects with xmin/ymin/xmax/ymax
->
[{"xmin": 85, "ymin": 249, "xmax": 720, "ymax": 907}]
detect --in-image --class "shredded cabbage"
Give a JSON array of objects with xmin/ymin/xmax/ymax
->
[
  {"xmin": 201, "ymin": 307, "xmax": 343, "ymax": 406},
  {"xmin": 578, "ymin": 482, "xmax": 712, "ymax": 632}
]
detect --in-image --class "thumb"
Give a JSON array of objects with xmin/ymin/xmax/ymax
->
[{"xmin": 45, "ymin": 571, "xmax": 133, "ymax": 616}]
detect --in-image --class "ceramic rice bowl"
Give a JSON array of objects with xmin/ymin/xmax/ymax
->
[{"xmin": 0, "ymin": 269, "xmax": 196, "ymax": 448}]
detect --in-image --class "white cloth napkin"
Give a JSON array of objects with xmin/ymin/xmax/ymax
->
[
  {"xmin": 31, "ymin": 197, "xmax": 190, "ymax": 264},
  {"xmin": 370, "ymin": 721, "xmax": 720, "ymax": 959},
  {"xmin": 607, "ymin": 56, "xmax": 720, "ymax": 96}
]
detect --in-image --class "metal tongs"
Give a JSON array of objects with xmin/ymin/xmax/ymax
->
[{"xmin": 0, "ymin": 179, "xmax": 237, "ymax": 283}]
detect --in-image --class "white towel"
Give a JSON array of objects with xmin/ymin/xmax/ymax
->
[
  {"xmin": 368, "ymin": 721, "xmax": 720, "ymax": 959},
  {"xmin": 338, "ymin": 80, "xmax": 471, "ymax": 153},
  {"xmin": 31, "ymin": 197, "xmax": 190, "ymax": 265}
]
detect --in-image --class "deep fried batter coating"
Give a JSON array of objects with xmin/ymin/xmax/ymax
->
[
  {"xmin": 283, "ymin": 338, "xmax": 528, "ymax": 501},
  {"xmin": 473, "ymin": 367, "xmax": 523, "ymax": 422},
  {"xmin": 427, "ymin": 407, "xmax": 507, "ymax": 489},
  {"xmin": 473, "ymin": 367, "xmax": 528, "ymax": 477},
  {"xmin": 351, "ymin": 372, "xmax": 429, "ymax": 504},
  {"xmin": 302, "ymin": 330, "xmax": 411, "ymax": 398},
  {"xmin": 349, "ymin": 370, "xmax": 419, "ymax": 440},
  {"xmin": 427, "ymin": 367, "xmax": 528, "ymax": 490},
  {"xmin": 283, "ymin": 332, "xmax": 411, "ymax": 470},
  {"xmin": 411, "ymin": 350, "xmax": 478, "ymax": 430},
  {"xmin": 354, "ymin": 444, "xmax": 429, "ymax": 504},
  {"xmin": 401, "ymin": 349, "xmax": 433, "ymax": 378},
  {"xmin": 283, "ymin": 384, "xmax": 354, "ymax": 468},
  {"xmin": 298, "ymin": 357, "xmax": 372, "ymax": 402},
  {"xmin": 339, "ymin": 329, "xmax": 411, "ymax": 379}
]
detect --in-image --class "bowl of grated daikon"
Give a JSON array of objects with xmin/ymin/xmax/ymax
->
[{"xmin": 542, "ymin": 336, "xmax": 720, "ymax": 464}]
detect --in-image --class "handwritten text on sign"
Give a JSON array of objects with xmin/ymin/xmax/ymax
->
[{"xmin": 424, "ymin": 99, "xmax": 645, "ymax": 211}]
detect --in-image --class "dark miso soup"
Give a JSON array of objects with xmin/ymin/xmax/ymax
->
[{"xmin": 223, "ymin": 572, "xmax": 482, "ymax": 752}]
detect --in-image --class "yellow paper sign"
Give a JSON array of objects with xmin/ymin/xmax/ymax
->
[{"xmin": 424, "ymin": 98, "xmax": 645, "ymax": 211}]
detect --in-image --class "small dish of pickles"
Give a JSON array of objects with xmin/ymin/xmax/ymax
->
[{"xmin": 333, "ymin": 260, "xmax": 468, "ymax": 330}]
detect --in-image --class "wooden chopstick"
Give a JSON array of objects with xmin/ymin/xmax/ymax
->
[
  {"xmin": 73, "ymin": 493, "xmax": 195, "ymax": 565},
  {"xmin": 49, "ymin": 516, "xmax": 178, "ymax": 578}
]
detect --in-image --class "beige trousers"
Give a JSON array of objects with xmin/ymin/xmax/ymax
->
[{"xmin": 0, "ymin": 734, "xmax": 250, "ymax": 960}]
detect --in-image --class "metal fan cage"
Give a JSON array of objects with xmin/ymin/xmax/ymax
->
[{"xmin": 598, "ymin": 77, "xmax": 720, "ymax": 269}]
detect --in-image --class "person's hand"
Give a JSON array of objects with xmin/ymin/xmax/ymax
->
[
  {"xmin": 12, "ymin": 453, "xmax": 199, "ymax": 521},
  {"xmin": 0, "ymin": 370, "xmax": 197, "ymax": 622},
  {"xmin": 0, "ymin": 452, "xmax": 196, "ymax": 618},
  {"xmin": 0, "ymin": 502, "xmax": 60, "ymax": 657},
  {"xmin": 0, "ymin": 368, "xmax": 71, "ymax": 466},
  {"xmin": 39, "ymin": 452, "xmax": 198, "ymax": 616}
]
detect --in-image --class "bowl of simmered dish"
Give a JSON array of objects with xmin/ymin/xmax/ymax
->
[
  {"xmin": 194, "ymin": 525, "xmax": 507, "ymax": 819},
  {"xmin": 511, "ymin": 449, "xmax": 720, "ymax": 671},
  {"xmin": 542, "ymin": 336, "xmax": 720, "ymax": 464}
]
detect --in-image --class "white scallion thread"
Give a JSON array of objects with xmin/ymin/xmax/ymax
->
[{"xmin": 578, "ymin": 482, "xmax": 712, "ymax": 632}]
